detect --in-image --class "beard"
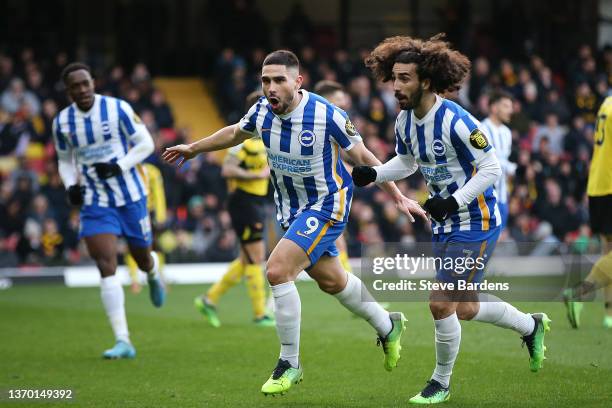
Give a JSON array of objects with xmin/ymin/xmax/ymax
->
[
  {"xmin": 269, "ymin": 93, "xmax": 293, "ymax": 114},
  {"xmin": 397, "ymin": 85, "xmax": 423, "ymax": 110}
]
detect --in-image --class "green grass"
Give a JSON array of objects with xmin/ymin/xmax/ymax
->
[{"xmin": 1, "ymin": 283, "xmax": 611, "ymax": 407}]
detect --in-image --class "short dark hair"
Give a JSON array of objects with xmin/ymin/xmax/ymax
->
[
  {"xmin": 488, "ymin": 89, "xmax": 513, "ymax": 106},
  {"xmin": 314, "ymin": 80, "xmax": 345, "ymax": 97},
  {"xmin": 263, "ymin": 50, "xmax": 300, "ymax": 70},
  {"xmin": 61, "ymin": 62, "xmax": 91, "ymax": 84}
]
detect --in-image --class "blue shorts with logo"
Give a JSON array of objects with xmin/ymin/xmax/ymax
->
[
  {"xmin": 283, "ymin": 209, "xmax": 345, "ymax": 267},
  {"xmin": 432, "ymin": 227, "xmax": 501, "ymax": 284},
  {"xmin": 79, "ymin": 198, "xmax": 152, "ymax": 248}
]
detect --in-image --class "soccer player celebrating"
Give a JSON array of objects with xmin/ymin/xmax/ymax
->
[
  {"xmin": 481, "ymin": 91, "xmax": 516, "ymax": 228},
  {"xmin": 163, "ymin": 50, "xmax": 427, "ymax": 396},
  {"xmin": 194, "ymin": 90, "xmax": 275, "ymax": 328},
  {"xmin": 53, "ymin": 63, "xmax": 165, "ymax": 359},
  {"xmin": 564, "ymin": 96, "xmax": 612, "ymax": 329},
  {"xmin": 352, "ymin": 35, "xmax": 550, "ymax": 404}
]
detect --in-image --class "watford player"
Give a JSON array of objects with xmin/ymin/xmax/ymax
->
[
  {"xmin": 194, "ymin": 91, "xmax": 275, "ymax": 328},
  {"xmin": 564, "ymin": 96, "xmax": 612, "ymax": 329}
]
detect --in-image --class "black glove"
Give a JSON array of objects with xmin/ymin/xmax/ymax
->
[
  {"xmin": 66, "ymin": 185, "xmax": 85, "ymax": 206},
  {"xmin": 423, "ymin": 196, "xmax": 459, "ymax": 222},
  {"xmin": 93, "ymin": 162, "xmax": 122, "ymax": 179},
  {"xmin": 351, "ymin": 166, "xmax": 377, "ymax": 187}
]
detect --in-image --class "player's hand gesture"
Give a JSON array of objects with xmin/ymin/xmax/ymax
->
[
  {"xmin": 394, "ymin": 194, "xmax": 428, "ymax": 223},
  {"xmin": 162, "ymin": 144, "xmax": 197, "ymax": 168}
]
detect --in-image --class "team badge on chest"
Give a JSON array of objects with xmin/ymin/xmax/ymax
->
[
  {"xmin": 298, "ymin": 130, "xmax": 316, "ymax": 147},
  {"xmin": 432, "ymin": 139, "xmax": 447, "ymax": 156}
]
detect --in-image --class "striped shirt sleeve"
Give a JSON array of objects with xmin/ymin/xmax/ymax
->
[
  {"xmin": 451, "ymin": 114, "xmax": 496, "ymax": 164},
  {"xmin": 117, "ymin": 99, "xmax": 147, "ymax": 138},
  {"xmin": 238, "ymin": 98, "xmax": 263, "ymax": 136},
  {"xmin": 329, "ymin": 107, "xmax": 362, "ymax": 150},
  {"xmin": 394, "ymin": 116, "xmax": 409, "ymax": 156}
]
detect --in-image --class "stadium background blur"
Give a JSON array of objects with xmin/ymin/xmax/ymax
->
[{"xmin": 1, "ymin": 0, "xmax": 611, "ymax": 269}]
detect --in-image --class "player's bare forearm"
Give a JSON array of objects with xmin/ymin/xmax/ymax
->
[
  {"xmin": 191, "ymin": 125, "xmax": 247, "ymax": 154},
  {"xmin": 163, "ymin": 124, "xmax": 249, "ymax": 167},
  {"xmin": 346, "ymin": 142, "xmax": 403, "ymax": 201}
]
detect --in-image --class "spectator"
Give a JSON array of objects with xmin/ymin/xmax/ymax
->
[
  {"xmin": 532, "ymin": 113, "xmax": 567, "ymax": 154},
  {"xmin": 40, "ymin": 218, "xmax": 64, "ymax": 265},
  {"xmin": 534, "ymin": 179, "xmax": 581, "ymax": 240},
  {"xmin": 468, "ymin": 56, "xmax": 490, "ymax": 105},
  {"xmin": 541, "ymin": 89, "xmax": 571, "ymax": 124},
  {"xmin": 0, "ymin": 78, "xmax": 41, "ymax": 115},
  {"xmin": 150, "ymin": 90, "xmax": 174, "ymax": 128},
  {"xmin": 572, "ymin": 82, "xmax": 598, "ymax": 124}
]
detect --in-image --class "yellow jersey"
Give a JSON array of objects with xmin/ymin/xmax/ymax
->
[
  {"xmin": 587, "ymin": 97, "xmax": 612, "ymax": 197},
  {"xmin": 142, "ymin": 163, "xmax": 167, "ymax": 225},
  {"xmin": 226, "ymin": 138, "xmax": 269, "ymax": 197}
]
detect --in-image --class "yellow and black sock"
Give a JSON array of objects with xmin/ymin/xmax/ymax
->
[
  {"xmin": 125, "ymin": 254, "xmax": 139, "ymax": 284},
  {"xmin": 207, "ymin": 258, "xmax": 243, "ymax": 305},
  {"xmin": 243, "ymin": 263, "xmax": 266, "ymax": 319}
]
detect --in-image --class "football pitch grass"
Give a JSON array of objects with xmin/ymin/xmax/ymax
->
[{"xmin": 1, "ymin": 283, "xmax": 610, "ymax": 407}]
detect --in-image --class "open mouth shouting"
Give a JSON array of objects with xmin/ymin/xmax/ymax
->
[{"xmin": 268, "ymin": 96, "xmax": 281, "ymax": 111}]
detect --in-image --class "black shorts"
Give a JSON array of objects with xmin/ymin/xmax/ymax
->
[
  {"xmin": 227, "ymin": 189, "xmax": 267, "ymax": 244},
  {"xmin": 589, "ymin": 195, "xmax": 612, "ymax": 235}
]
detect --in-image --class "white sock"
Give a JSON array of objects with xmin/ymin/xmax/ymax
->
[
  {"xmin": 334, "ymin": 273, "xmax": 392, "ymax": 337},
  {"xmin": 472, "ymin": 294, "xmax": 535, "ymax": 336},
  {"xmin": 100, "ymin": 275, "xmax": 129, "ymax": 343},
  {"xmin": 265, "ymin": 294, "xmax": 275, "ymax": 314},
  {"xmin": 271, "ymin": 281, "xmax": 301, "ymax": 368},
  {"xmin": 431, "ymin": 313, "xmax": 461, "ymax": 388},
  {"xmin": 146, "ymin": 251, "xmax": 160, "ymax": 280}
]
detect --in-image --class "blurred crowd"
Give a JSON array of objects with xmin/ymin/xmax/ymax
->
[{"xmin": 1, "ymin": 41, "xmax": 610, "ymax": 267}]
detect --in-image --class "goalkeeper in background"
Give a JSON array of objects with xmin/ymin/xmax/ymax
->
[
  {"xmin": 564, "ymin": 96, "xmax": 612, "ymax": 329},
  {"xmin": 194, "ymin": 90, "xmax": 275, "ymax": 328},
  {"xmin": 125, "ymin": 162, "xmax": 167, "ymax": 293}
]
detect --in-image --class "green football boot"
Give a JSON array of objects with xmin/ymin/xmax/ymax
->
[
  {"xmin": 409, "ymin": 380, "xmax": 450, "ymax": 404},
  {"xmin": 377, "ymin": 312, "xmax": 407, "ymax": 371},
  {"xmin": 563, "ymin": 288, "xmax": 583, "ymax": 329},
  {"xmin": 194, "ymin": 296, "xmax": 221, "ymax": 328},
  {"xmin": 254, "ymin": 315, "xmax": 276, "ymax": 328},
  {"xmin": 604, "ymin": 315, "xmax": 612, "ymax": 329},
  {"xmin": 261, "ymin": 359, "xmax": 303, "ymax": 396},
  {"xmin": 521, "ymin": 313, "xmax": 552, "ymax": 372}
]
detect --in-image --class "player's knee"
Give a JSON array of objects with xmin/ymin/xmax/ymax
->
[
  {"xmin": 429, "ymin": 301, "xmax": 456, "ymax": 319},
  {"xmin": 316, "ymin": 278, "xmax": 343, "ymax": 295},
  {"xmin": 135, "ymin": 254, "xmax": 153, "ymax": 272},
  {"xmin": 95, "ymin": 257, "xmax": 117, "ymax": 276},
  {"xmin": 456, "ymin": 303, "xmax": 479, "ymax": 320},
  {"xmin": 266, "ymin": 260, "xmax": 290, "ymax": 285}
]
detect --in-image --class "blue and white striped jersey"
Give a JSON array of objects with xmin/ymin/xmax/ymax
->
[
  {"xmin": 239, "ymin": 90, "xmax": 361, "ymax": 228},
  {"xmin": 53, "ymin": 94, "xmax": 148, "ymax": 207},
  {"xmin": 481, "ymin": 118, "xmax": 513, "ymax": 204},
  {"xmin": 395, "ymin": 95, "xmax": 501, "ymax": 234}
]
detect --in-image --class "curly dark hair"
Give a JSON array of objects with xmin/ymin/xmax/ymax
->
[{"xmin": 365, "ymin": 33, "xmax": 471, "ymax": 94}]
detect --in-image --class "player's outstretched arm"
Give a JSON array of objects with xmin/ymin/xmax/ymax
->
[
  {"xmin": 346, "ymin": 142, "xmax": 427, "ymax": 223},
  {"xmin": 162, "ymin": 124, "xmax": 250, "ymax": 168}
]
